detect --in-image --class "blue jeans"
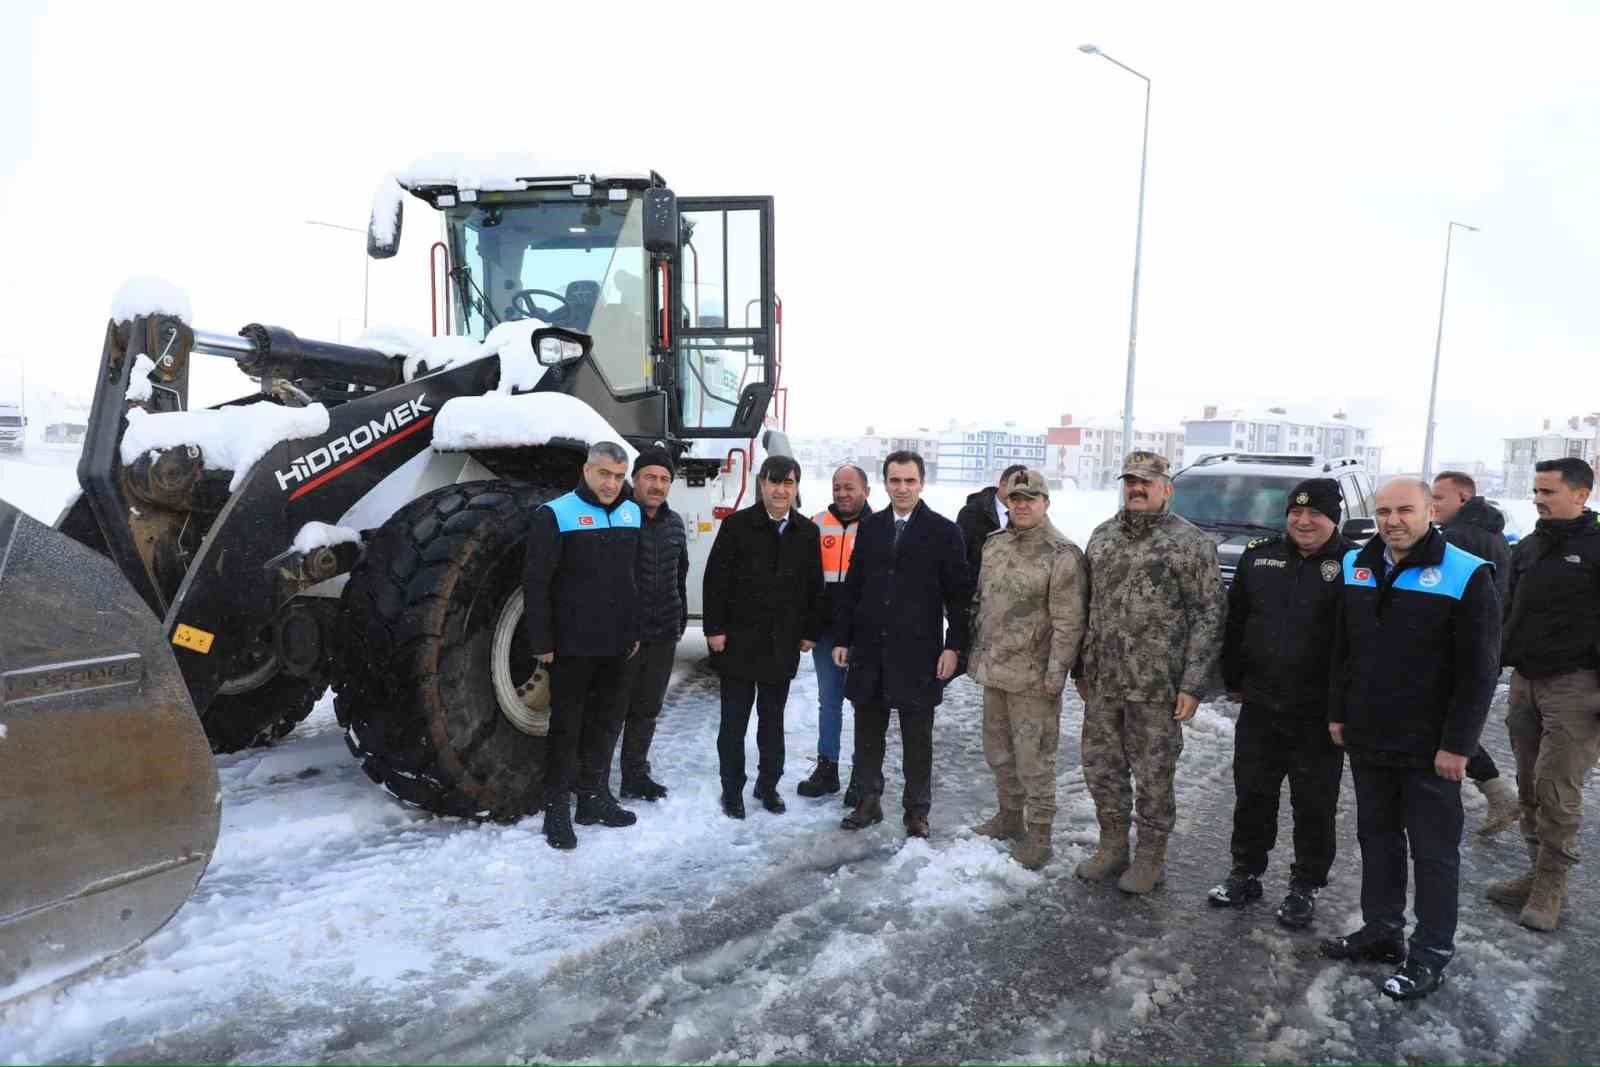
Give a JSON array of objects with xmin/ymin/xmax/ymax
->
[{"xmin": 812, "ymin": 634, "xmax": 849, "ymax": 761}]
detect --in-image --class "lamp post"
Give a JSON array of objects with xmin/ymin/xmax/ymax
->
[
  {"xmin": 1080, "ymin": 43, "xmax": 1150, "ymax": 462},
  {"xmin": 1420, "ymin": 220, "xmax": 1478, "ymax": 481},
  {"xmin": 304, "ymin": 220, "xmax": 370, "ymax": 330}
]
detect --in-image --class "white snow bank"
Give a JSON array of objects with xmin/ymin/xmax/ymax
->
[
  {"xmin": 356, "ymin": 318, "xmax": 548, "ymax": 387},
  {"xmin": 290, "ymin": 521, "xmax": 361, "ymax": 555},
  {"xmin": 368, "ymin": 175, "xmax": 404, "ymax": 247},
  {"xmin": 124, "ymin": 354, "xmax": 156, "ymax": 403},
  {"xmin": 396, "ymin": 152, "xmax": 651, "ymax": 192},
  {"xmin": 433, "ymin": 392, "xmax": 637, "ymax": 461},
  {"xmin": 0, "ymin": 723, "xmax": 7, "ymax": 741},
  {"xmin": 110, "ymin": 275, "xmax": 192, "ymax": 325},
  {"xmin": 120, "ymin": 403, "xmax": 330, "ymax": 491}
]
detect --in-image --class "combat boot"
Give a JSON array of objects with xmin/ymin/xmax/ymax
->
[
  {"xmin": 1519, "ymin": 850, "xmax": 1570, "ymax": 932},
  {"xmin": 973, "ymin": 807, "xmax": 1024, "ymax": 842},
  {"xmin": 543, "ymin": 794, "xmax": 577, "ymax": 850},
  {"xmin": 1485, "ymin": 843, "xmax": 1541, "ymax": 907},
  {"xmin": 575, "ymin": 789, "xmax": 637, "ymax": 828},
  {"xmin": 620, "ymin": 773, "xmax": 668, "ymax": 802},
  {"xmin": 1013, "ymin": 823, "xmax": 1053, "ymax": 870},
  {"xmin": 1118, "ymin": 830, "xmax": 1169, "ymax": 895},
  {"xmin": 1474, "ymin": 776, "xmax": 1520, "ymax": 837},
  {"xmin": 796, "ymin": 756, "xmax": 840, "ymax": 798},
  {"xmin": 1076, "ymin": 820, "xmax": 1131, "ymax": 882}
]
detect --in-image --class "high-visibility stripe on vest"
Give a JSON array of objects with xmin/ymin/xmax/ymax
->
[{"xmin": 813, "ymin": 508, "xmax": 861, "ymax": 583}]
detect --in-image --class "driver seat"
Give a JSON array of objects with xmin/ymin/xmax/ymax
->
[{"xmin": 563, "ymin": 280, "xmax": 600, "ymax": 329}]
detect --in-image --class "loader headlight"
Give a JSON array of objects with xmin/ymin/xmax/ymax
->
[{"xmin": 531, "ymin": 327, "xmax": 592, "ymax": 367}]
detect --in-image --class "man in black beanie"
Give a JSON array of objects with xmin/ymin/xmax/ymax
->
[
  {"xmin": 607, "ymin": 446, "xmax": 689, "ymax": 801},
  {"xmin": 1208, "ymin": 478, "xmax": 1353, "ymax": 929}
]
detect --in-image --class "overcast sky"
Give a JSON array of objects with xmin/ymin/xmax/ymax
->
[{"xmin": 3, "ymin": 0, "xmax": 1597, "ymax": 469}]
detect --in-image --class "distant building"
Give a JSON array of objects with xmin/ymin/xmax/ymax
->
[
  {"xmin": 1044, "ymin": 414, "xmax": 1185, "ymax": 489},
  {"xmin": 1436, "ymin": 459, "xmax": 1505, "ymax": 496},
  {"xmin": 936, "ymin": 422, "xmax": 1046, "ymax": 486},
  {"xmin": 1503, "ymin": 416, "xmax": 1600, "ymax": 498},
  {"xmin": 855, "ymin": 427, "xmax": 941, "ymax": 483},
  {"xmin": 1183, "ymin": 405, "xmax": 1381, "ymax": 472}
]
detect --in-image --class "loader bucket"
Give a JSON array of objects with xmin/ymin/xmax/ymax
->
[{"xmin": 0, "ymin": 497, "xmax": 219, "ymax": 1002}]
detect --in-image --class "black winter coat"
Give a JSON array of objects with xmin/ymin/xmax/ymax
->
[
  {"xmin": 1222, "ymin": 531, "xmax": 1354, "ymax": 715},
  {"xmin": 1439, "ymin": 496, "xmax": 1511, "ymax": 603},
  {"xmin": 835, "ymin": 501, "xmax": 973, "ymax": 709},
  {"xmin": 956, "ymin": 486, "xmax": 1003, "ymax": 577},
  {"xmin": 1329, "ymin": 527, "xmax": 1501, "ymax": 767},
  {"xmin": 702, "ymin": 505, "xmax": 824, "ymax": 684},
  {"xmin": 523, "ymin": 481, "xmax": 641, "ymax": 658},
  {"xmin": 635, "ymin": 502, "xmax": 689, "ymax": 644},
  {"xmin": 1502, "ymin": 509, "xmax": 1600, "ymax": 679}
]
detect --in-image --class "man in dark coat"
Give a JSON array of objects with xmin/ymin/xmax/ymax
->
[
  {"xmin": 1322, "ymin": 478, "xmax": 1500, "ymax": 1002},
  {"xmin": 1431, "ymin": 470, "xmax": 1520, "ymax": 835},
  {"xmin": 956, "ymin": 464, "xmax": 1028, "ymax": 578},
  {"xmin": 702, "ymin": 455, "xmax": 824, "ymax": 819},
  {"xmin": 834, "ymin": 449, "xmax": 973, "ymax": 838},
  {"xmin": 608, "ymin": 447, "xmax": 689, "ymax": 802},
  {"xmin": 524, "ymin": 441, "xmax": 642, "ymax": 850}
]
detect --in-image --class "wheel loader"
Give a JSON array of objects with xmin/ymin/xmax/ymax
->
[{"xmin": 0, "ymin": 163, "xmax": 789, "ymax": 1000}]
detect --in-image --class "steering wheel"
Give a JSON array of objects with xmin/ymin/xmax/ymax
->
[{"xmin": 506, "ymin": 288, "xmax": 570, "ymax": 324}]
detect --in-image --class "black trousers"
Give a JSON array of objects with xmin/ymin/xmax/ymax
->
[
  {"xmin": 853, "ymin": 700, "xmax": 935, "ymax": 819},
  {"xmin": 607, "ymin": 639, "xmax": 677, "ymax": 783},
  {"xmin": 718, "ymin": 676, "xmax": 790, "ymax": 792},
  {"xmin": 1350, "ymin": 758, "xmax": 1464, "ymax": 970},
  {"xmin": 1466, "ymin": 745, "xmax": 1499, "ymax": 782},
  {"xmin": 1230, "ymin": 705, "xmax": 1345, "ymax": 886},
  {"xmin": 545, "ymin": 653, "xmax": 629, "ymax": 801}
]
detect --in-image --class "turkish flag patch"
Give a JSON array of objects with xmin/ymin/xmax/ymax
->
[
  {"xmin": 1353, "ymin": 567, "xmax": 1371, "ymax": 582},
  {"xmin": 578, "ymin": 515, "xmax": 595, "ymax": 526}
]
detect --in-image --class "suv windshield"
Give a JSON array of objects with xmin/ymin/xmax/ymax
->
[
  {"xmin": 445, "ymin": 197, "xmax": 651, "ymax": 393},
  {"xmin": 1171, "ymin": 474, "xmax": 1305, "ymax": 529}
]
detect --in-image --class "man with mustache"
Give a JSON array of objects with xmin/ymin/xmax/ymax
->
[
  {"xmin": 1322, "ymin": 478, "xmax": 1499, "ymax": 1002},
  {"xmin": 1488, "ymin": 458, "xmax": 1600, "ymax": 932},
  {"xmin": 1074, "ymin": 451, "xmax": 1226, "ymax": 894}
]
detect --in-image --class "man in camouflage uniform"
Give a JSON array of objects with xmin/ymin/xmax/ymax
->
[
  {"xmin": 1075, "ymin": 451, "xmax": 1227, "ymax": 894},
  {"xmin": 969, "ymin": 470, "xmax": 1089, "ymax": 870}
]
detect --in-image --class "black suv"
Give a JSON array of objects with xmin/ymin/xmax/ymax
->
[{"xmin": 1169, "ymin": 453, "xmax": 1378, "ymax": 586}]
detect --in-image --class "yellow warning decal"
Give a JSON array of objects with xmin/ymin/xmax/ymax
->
[
  {"xmin": 698, "ymin": 521, "xmax": 714, "ymax": 533},
  {"xmin": 172, "ymin": 624, "xmax": 215, "ymax": 654}
]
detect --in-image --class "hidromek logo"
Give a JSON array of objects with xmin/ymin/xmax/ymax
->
[{"xmin": 275, "ymin": 395, "xmax": 432, "ymax": 493}]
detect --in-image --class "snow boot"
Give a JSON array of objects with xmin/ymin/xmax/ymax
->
[
  {"xmin": 1206, "ymin": 865, "xmax": 1263, "ymax": 908},
  {"xmin": 904, "ymin": 813, "xmax": 930, "ymax": 839},
  {"xmin": 796, "ymin": 756, "xmax": 840, "ymax": 798},
  {"xmin": 1474, "ymin": 776, "xmax": 1520, "ymax": 837},
  {"xmin": 620, "ymin": 773, "xmax": 668, "ymax": 802},
  {"xmin": 1319, "ymin": 925, "xmax": 1405, "ymax": 963},
  {"xmin": 543, "ymin": 794, "xmax": 577, "ymax": 850},
  {"xmin": 1275, "ymin": 879, "xmax": 1319, "ymax": 929},
  {"xmin": 841, "ymin": 792, "xmax": 884, "ymax": 831},
  {"xmin": 1118, "ymin": 830, "xmax": 1168, "ymax": 895},
  {"xmin": 753, "ymin": 781, "xmax": 787, "ymax": 814},
  {"xmin": 1485, "ymin": 843, "xmax": 1541, "ymax": 907},
  {"xmin": 721, "ymin": 788, "xmax": 747, "ymax": 820},
  {"xmin": 1075, "ymin": 820, "xmax": 1131, "ymax": 882},
  {"xmin": 842, "ymin": 768, "xmax": 862, "ymax": 809},
  {"xmin": 973, "ymin": 807, "xmax": 1025, "ymax": 842},
  {"xmin": 575, "ymin": 788, "xmax": 637, "ymax": 828},
  {"xmin": 1013, "ymin": 823, "xmax": 1053, "ymax": 870},
  {"xmin": 1382, "ymin": 957, "xmax": 1445, "ymax": 1001},
  {"xmin": 1519, "ymin": 850, "xmax": 1570, "ymax": 932}
]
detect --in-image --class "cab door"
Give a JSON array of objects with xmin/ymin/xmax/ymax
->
[{"xmin": 672, "ymin": 197, "xmax": 776, "ymax": 438}]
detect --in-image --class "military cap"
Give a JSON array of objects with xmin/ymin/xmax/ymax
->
[
  {"xmin": 1005, "ymin": 469, "xmax": 1049, "ymax": 500},
  {"xmin": 1119, "ymin": 450, "xmax": 1169, "ymax": 481}
]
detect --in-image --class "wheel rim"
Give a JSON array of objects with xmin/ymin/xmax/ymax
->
[{"xmin": 491, "ymin": 588, "xmax": 550, "ymax": 736}]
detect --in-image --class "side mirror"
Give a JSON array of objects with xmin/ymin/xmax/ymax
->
[
  {"xmin": 1342, "ymin": 517, "xmax": 1377, "ymax": 541},
  {"xmin": 368, "ymin": 179, "xmax": 404, "ymax": 260},
  {"xmin": 642, "ymin": 188, "xmax": 678, "ymax": 256},
  {"xmin": 532, "ymin": 326, "xmax": 593, "ymax": 366},
  {"xmin": 732, "ymin": 381, "xmax": 775, "ymax": 434}
]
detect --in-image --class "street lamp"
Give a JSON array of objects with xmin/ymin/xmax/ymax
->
[
  {"xmin": 1080, "ymin": 43, "xmax": 1151, "ymax": 462},
  {"xmin": 304, "ymin": 219, "xmax": 370, "ymax": 330},
  {"xmin": 1420, "ymin": 220, "xmax": 1478, "ymax": 480}
]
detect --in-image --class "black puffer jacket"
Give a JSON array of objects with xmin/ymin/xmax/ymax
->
[
  {"xmin": 635, "ymin": 502, "xmax": 689, "ymax": 644},
  {"xmin": 1502, "ymin": 510, "xmax": 1600, "ymax": 679},
  {"xmin": 956, "ymin": 486, "xmax": 1003, "ymax": 576},
  {"xmin": 1439, "ymin": 496, "xmax": 1511, "ymax": 603},
  {"xmin": 1222, "ymin": 531, "xmax": 1353, "ymax": 715}
]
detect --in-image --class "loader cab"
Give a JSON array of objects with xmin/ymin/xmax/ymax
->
[{"xmin": 385, "ymin": 171, "xmax": 778, "ymax": 446}]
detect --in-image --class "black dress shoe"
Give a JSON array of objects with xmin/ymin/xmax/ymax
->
[
  {"xmin": 1382, "ymin": 957, "xmax": 1445, "ymax": 1001},
  {"xmin": 1320, "ymin": 925, "xmax": 1405, "ymax": 963},
  {"xmin": 752, "ymin": 782, "xmax": 787, "ymax": 814},
  {"xmin": 721, "ymin": 792, "xmax": 746, "ymax": 820},
  {"xmin": 841, "ymin": 793, "xmax": 884, "ymax": 831}
]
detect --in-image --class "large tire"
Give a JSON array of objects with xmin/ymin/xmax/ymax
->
[
  {"xmin": 335, "ymin": 480, "xmax": 558, "ymax": 819},
  {"xmin": 204, "ymin": 674, "xmax": 326, "ymax": 754}
]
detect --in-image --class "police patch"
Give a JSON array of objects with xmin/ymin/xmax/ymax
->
[
  {"xmin": 1296, "ymin": 491, "xmax": 1311, "ymax": 505},
  {"xmin": 1320, "ymin": 560, "xmax": 1339, "ymax": 582},
  {"xmin": 1419, "ymin": 566, "xmax": 1442, "ymax": 587}
]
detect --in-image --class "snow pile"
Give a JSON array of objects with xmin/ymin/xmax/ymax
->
[
  {"xmin": 356, "ymin": 317, "xmax": 550, "ymax": 387},
  {"xmin": 432, "ymin": 392, "xmax": 638, "ymax": 461},
  {"xmin": 109, "ymin": 275, "xmax": 192, "ymax": 325},
  {"xmin": 124, "ymin": 354, "xmax": 156, "ymax": 403},
  {"xmin": 368, "ymin": 175, "xmax": 404, "ymax": 247},
  {"xmin": 120, "ymin": 403, "xmax": 330, "ymax": 491},
  {"xmin": 396, "ymin": 152, "xmax": 651, "ymax": 192},
  {"xmin": 290, "ymin": 521, "xmax": 361, "ymax": 555}
]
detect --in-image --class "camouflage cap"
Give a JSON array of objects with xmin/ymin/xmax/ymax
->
[
  {"xmin": 1119, "ymin": 450, "xmax": 1169, "ymax": 481},
  {"xmin": 1005, "ymin": 469, "xmax": 1049, "ymax": 499}
]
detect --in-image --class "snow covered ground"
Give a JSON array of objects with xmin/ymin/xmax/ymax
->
[{"xmin": 3, "ymin": 455, "xmax": 1598, "ymax": 1064}]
